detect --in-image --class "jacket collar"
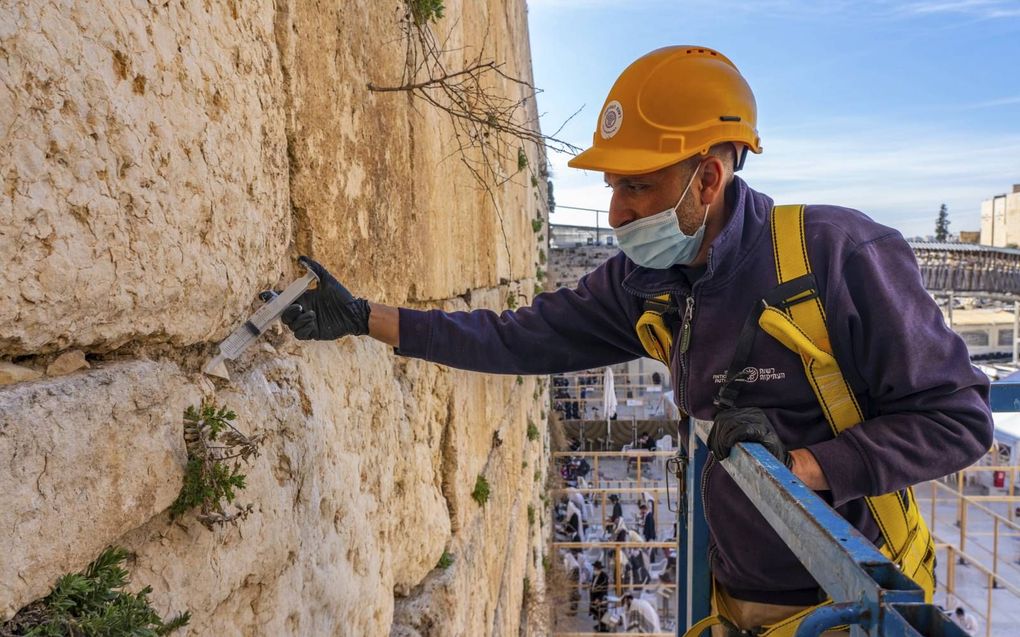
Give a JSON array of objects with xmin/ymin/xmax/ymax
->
[{"xmin": 621, "ymin": 177, "xmax": 774, "ymax": 298}]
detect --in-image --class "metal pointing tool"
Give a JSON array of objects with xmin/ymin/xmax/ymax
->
[{"xmin": 202, "ymin": 263, "xmax": 319, "ymax": 380}]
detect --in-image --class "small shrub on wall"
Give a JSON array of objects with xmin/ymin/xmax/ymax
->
[
  {"xmin": 0, "ymin": 547, "xmax": 189, "ymax": 636},
  {"xmin": 472, "ymin": 475, "xmax": 491, "ymax": 505},
  {"xmin": 171, "ymin": 401, "xmax": 264, "ymax": 530}
]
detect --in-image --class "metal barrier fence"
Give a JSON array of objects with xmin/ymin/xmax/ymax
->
[{"xmin": 918, "ymin": 472, "xmax": 1020, "ymax": 636}]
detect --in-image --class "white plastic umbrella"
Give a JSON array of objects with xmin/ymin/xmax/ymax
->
[{"xmin": 603, "ymin": 366, "xmax": 618, "ymax": 434}]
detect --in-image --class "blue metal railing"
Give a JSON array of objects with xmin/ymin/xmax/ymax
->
[
  {"xmin": 676, "ymin": 418, "xmax": 968, "ymax": 637},
  {"xmin": 989, "ymin": 381, "xmax": 1020, "ymax": 413}
]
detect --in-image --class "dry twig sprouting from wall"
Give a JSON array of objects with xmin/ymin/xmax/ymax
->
[{"xmin": 369, "ymin": 2, "xmax": 580, "ymax": 287}]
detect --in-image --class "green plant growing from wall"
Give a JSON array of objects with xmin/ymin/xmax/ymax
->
[
  {"xmin": 170, "ymin": 401, "xmax": 264, "ymax": 530},
  {"xmin": 472, "ymin": 475, "xmax": 491, "ymax": 505},
  {"xmin": 408, "ymin": 0, "xmax": 444, "ymax": 24},
  {"xmin": 0, "ymin": 546, "xmax": 189, "ymax": 636},
  {"xmin": 531, "ymin": 218, "xmax": 543, "ymax": 233},
  {"xmin": 527, "ymin": 504, "xmax": 536, "ymax": 526},
  {"xmin": 526, "ymin": 419, "xmax": 540, "ymax": 442},
  {"xmin": 437, "ymin": 551, "xmax": 455, "ymax": 569}
]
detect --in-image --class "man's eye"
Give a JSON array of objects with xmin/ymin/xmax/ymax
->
[{"xmin": 605, "ymin": 183, "xmax": 648, "ymax": 193}]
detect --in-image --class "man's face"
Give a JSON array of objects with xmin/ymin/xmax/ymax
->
[{"xmin": 604, "ymin": 160, "xmax": 704, "ymax": 234}]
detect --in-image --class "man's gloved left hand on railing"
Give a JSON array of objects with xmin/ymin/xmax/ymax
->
[{"xmin": 707, "ymin": 407, "xmax": 792, "ymax": 468}]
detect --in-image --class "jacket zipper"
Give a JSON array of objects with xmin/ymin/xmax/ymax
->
[
  {"xmin": 678, "ymin": 296, "xmax": 695, "ymax": 354},
  {"xmin": 677, "ymin": 293, "xmax": 696, "ymax": 413}
]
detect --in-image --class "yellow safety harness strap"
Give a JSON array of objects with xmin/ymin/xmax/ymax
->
[
  {"xmin": 693, "ymin": 205, "xmax": 933, "ymax": 637},
  {"xmin": 644, "ymin": 206, "xmax": 934, "ymax": 637},
  {"xmin": 681, "ymin": 615, "xmax": 722, "ymax": 637},
  {"xmin": 762, "ymin": 204, "xmax": 935, "ymax": 608},
  {"xmin": 636, "ymin": 293, "xmax": 675, "ymax": 366}
]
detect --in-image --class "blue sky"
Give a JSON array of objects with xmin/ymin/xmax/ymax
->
[{"xmin": 527, "ymin": 0, "xmax": 1020, "ymax": 239}]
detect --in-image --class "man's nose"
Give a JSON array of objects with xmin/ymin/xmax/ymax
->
[{"xmin": 608, "ymin": 192, "xmax": 636, "ymax": 229}]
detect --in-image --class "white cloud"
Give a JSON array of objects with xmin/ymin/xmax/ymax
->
[
  {"xmin": 956, "ymin": 95, "xmax": 1020, "ymax": 110},
  {"xmin": 899, "ymin": 0, "xmax": 1020, "ymax": 18}
]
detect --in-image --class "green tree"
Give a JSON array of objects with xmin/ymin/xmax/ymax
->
[{"xmin": 935, "ymin": 203, "xmax": 950, "ymax": 242}]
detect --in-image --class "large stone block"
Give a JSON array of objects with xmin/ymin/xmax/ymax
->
[
  {"xmin": 284, "ymin": 0, "xmax": 544, "ymax": 306},
  {"xmin": 0, "ymin": 1, "xmax": 290, "ymax": 356},
  {"xmin": 0, "ymin": 360, "xmax": 196, "ymax": 617}
]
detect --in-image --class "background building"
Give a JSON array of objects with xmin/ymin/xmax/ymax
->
[{"xmin": 981, "ymin": 185, "xmax": 1020, "ymax": 247}]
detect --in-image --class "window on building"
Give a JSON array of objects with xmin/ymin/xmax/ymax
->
[
  {"xmin": 999, "ymin": 329, "xmax": 1015, "ymax": 347},
  {"xmin": 960, "ymin": 331, "xmax": 989, "ymax": 347}
]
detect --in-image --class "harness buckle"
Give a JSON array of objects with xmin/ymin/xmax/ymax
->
[{"xmin": 643, "ymin": 297, "xmax": 677, "ymax": 315}]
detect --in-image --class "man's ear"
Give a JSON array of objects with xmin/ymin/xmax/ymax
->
[{"xmin": 699, "ymin": 155, "xmax": 727, "ymax": 206}]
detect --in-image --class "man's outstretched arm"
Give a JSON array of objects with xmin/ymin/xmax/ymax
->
[
  {"xmin": 282, "ymin": 255, "xmax": 648, "ymax": 375},
  {"xmin": 368, "ymin": 303, "xmax": 399, "ymax": 348}
]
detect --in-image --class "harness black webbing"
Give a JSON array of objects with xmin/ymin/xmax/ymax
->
[{"xmin": 713, "ymin": 274, "xmax": 820, "ymax": 410}]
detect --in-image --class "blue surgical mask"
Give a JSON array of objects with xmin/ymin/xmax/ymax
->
[{"xmin": 614, "ymin": 165, "xmax": 708, "ymax": 269}]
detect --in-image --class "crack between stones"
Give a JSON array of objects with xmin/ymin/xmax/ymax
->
[{"xmin": 271, "ymin": 0, "xmax": 311, "ymax": 261}]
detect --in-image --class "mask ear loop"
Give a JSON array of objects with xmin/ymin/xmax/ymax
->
[
  {"xmin": 669, "ymin": 161, "xmax": 701, "ymax": 214},
  {"xmin": 671, "ymin": 163, "xmax": 704, "ymax": 232}
]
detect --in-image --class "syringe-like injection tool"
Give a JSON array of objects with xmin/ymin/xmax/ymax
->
[{"xmin": 202, "ymin": 263, "xmax": 319, "ymax": 380}]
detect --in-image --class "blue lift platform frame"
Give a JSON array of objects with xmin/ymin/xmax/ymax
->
[{"xmin": 676, "ymin": 418, "xmax": 968, "ymax": 637}]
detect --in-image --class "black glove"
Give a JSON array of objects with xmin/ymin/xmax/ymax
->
[
  {"xmin": 707, "ymin": 407, "xmax": 791, "ymax": 468},
  {"xmin": 280, "ymin": 256, "xmax": 371, "ymax": 340}
]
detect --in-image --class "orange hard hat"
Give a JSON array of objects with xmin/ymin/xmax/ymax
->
[{"xmin": 568, "ymin": 46, "xmax": 762, "ymax": 175}]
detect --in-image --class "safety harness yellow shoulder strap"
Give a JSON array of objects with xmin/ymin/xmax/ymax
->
[
  {"xmin": 635, "ymin": 205, "xmax": 935, "ymax": 637},
  {"xmin": 767, "ymin": 205, "xmax": 937, "ymax": 589}
]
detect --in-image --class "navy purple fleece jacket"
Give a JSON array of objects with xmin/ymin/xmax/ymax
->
[{"xmin": 396, "ymin": 177, "xmax": 993, "ymax": 603}]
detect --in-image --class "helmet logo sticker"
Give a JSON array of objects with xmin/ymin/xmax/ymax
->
[{"xmin": 600, "ymin": 100, "xmax": 623, "ymax": 139}]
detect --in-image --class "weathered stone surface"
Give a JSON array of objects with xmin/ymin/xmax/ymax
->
[
  {"xmin": 103, "ymin": 335, "xmax": 546, "ymax": 636},
  {"xmin": 0, "ymin": 1, "xmax": 291, "ymax": 356},
  {"xmin": 45, "ymin": 349, "xmax": 89, "ymax": 376},
  {"xmin": 0, "ymin": 361, "xmax": 42, "ymax": 386},
  {"xmin": 286, "ymin": 0, "xmax": 545, "ymax": 306},
  {"xmin": 0, "ymin": 0, "xmax": 550, "ymax": 634},
  {"xmin": 0, "ymin": 360, "xmax": 196, "ymax": 616}
]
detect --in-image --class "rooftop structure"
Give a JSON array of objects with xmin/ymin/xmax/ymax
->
[{"xmin": 981, "ymin": 185, "xmax": 1020, "ymax": 248}]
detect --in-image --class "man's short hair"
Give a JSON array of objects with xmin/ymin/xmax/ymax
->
[
  {"xmin": 955, "ymin": 607, "xmax": 965, "ymax": 616},
  {"xmin": 683, "ymin": 142, "xmax": 737, "ymax": 184}
]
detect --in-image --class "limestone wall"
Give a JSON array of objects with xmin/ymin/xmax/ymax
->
[{"xmin": 0, "ymin": 1, "xmax": 551, "ymax": 635}]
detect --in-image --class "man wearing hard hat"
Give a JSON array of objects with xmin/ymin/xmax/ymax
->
[{"xmin": 283, "ymin": 47, "xmax": 993, "ymax": 636}]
